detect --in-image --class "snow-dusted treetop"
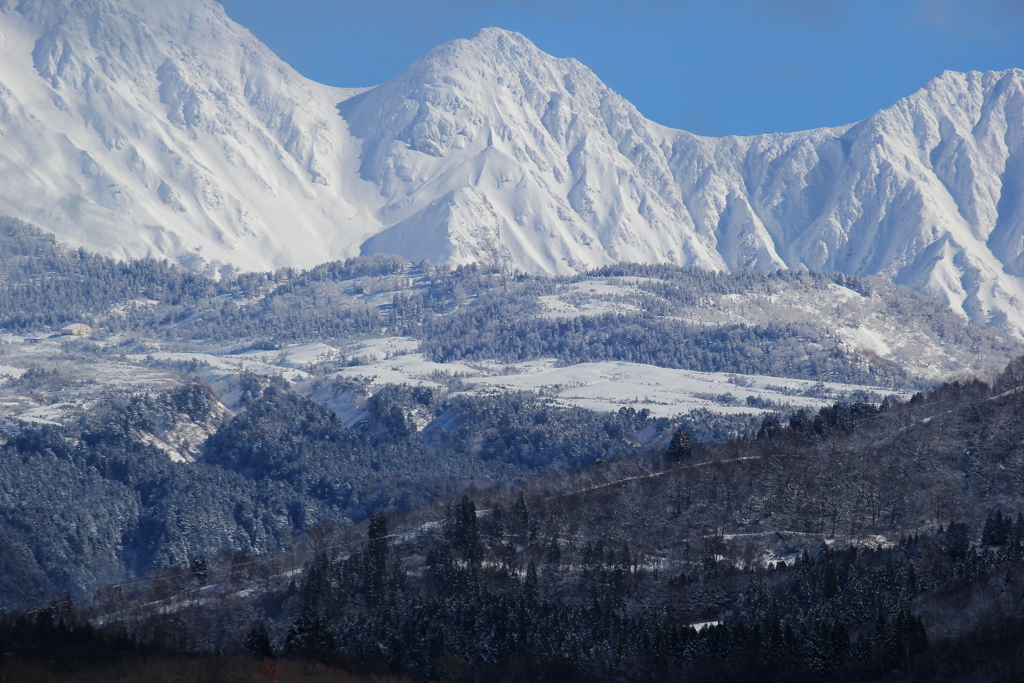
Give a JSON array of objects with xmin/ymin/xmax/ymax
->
[{"xmin": 1, "ymin": 1, "xmax": 1023, "ymax": 334}]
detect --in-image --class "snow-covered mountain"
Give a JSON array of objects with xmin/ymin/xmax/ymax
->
[
  {"xmin": 665, "ymin": 69, "xmax": 1024, "ymax": 336},
  {"xmin": 1, "ymin": 0, "xmax": 1024, "ymax": 334},
  {"xmin": 340, "ymin": 31, "xmax": 1024, "ymax": 334},
  {"xmin": 0, "ymin": 0, "xmax": 380, "ymax": 272},
  {"xmin": 339, "ymin": 28, "xmax": 721, "ymax": 274}
]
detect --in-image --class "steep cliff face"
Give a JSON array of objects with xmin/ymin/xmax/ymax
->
[
  {"xmin": 0, "ymin": 0, "xmax": 379, "ymax": 272},
  {"xmin": 1, "ymin": 2, "xmax": 1023, "ymax": 334}
]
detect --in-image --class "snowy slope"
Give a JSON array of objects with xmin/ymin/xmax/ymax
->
[
  {"xmin": 1, "ymin": 2, "xmax": 1024, "ymax": 333},
  {"xmin": 340, "ymin": 28, "xmax": 721, "ymax": 274},
  {"xmin": 664, "ymin": 70, "xmax": 1024, "ymax": 335},
  {"xmin": 341, "ymin": 32, "xmax": 1024, "ymax": 334},
  {"xmin": 0, "ymin": 0, "xmax": 381, "ymax": 272}
]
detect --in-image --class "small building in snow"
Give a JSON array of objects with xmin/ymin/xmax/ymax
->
[{"xmin": 60, "ymin": 323, "xmax": 93, "ymax": 337}]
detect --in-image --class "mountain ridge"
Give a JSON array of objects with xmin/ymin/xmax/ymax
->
[{"xmin": 0, "ymin": 3, "xmax": 1023, "ymax": 333}]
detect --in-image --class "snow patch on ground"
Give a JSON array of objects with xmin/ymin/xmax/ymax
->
[
  {"xmin": 461, "ymin": 360, "xmax": 892, "ymax": 417},
  {"xmin": 537, "ymin": 279, "xmax": 644, "ymax": 318},
  {"xmin": 689, "ymin": 621, "xmax": 720, "ymax": 632},
  {"xmin": 233, "ymin": 342, "xmax": 344, "ymax": 368},
  {"xmin": 327, "ymin": 353, "xmax": 479, "ymax": 391},
  {"xmin": 131, "ymin": 352, "xmax": 309, "ymax": 382},
  {"xmin": 15, "ymin": 402, "xmax": 76, "ymax": 425},
  {"xmin": 837, "ymin": 325, "xmax": 893, "ymax": 357},
  {"xmin": 0, "ymin": 365, "xmax": 25, "ymax": 378},
  {"xmin": 345, "ymin": 337, "xmax": 422, "ymax": 361},
  {"xmin": 322, "ymin": 347, "xmax": 897, "ymax": 419}
]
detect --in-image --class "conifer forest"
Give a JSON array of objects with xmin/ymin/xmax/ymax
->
[{"xmin": 3, "ymin": 219, "xmax": 1024, "ymax": 682}]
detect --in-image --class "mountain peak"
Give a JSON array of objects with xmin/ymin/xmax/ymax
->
[
  {"xmin": 467, "ymin": 27, "xmax": 536, "ymax": 48},
  {"xmin": 338, "ymin": 23, "xmax": 623, "ymax": 165},
  {"xmin": 458, "ymin": 26, "xmax": 573, "ymax": 65},
  {"xmin": 402, "ymin": 25, "xmax": 567, "ymax": 82},
  {"xmin": 930, "ymin": 67, "xmax": 1024, "ymax": 81},
  {"xmin": 444, "ymin": 27, "xmax": 547, "ymax": 58},
  {"xmin": 337, "ymin": 25, "xmax": 704, "ymax": 275}
]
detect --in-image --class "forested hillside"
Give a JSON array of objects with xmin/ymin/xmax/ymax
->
[
  {"xmin": 0, "ymin": 373, "xmax": 703, "ymax": 608},
  {"xmin": 0, "ymin": 215, "xmax": 1020, "ymax": 608},
  {"xmin": 4, "ymin": 218, "xmax": 1024, "ymax": 681},
  {"xmin": 0, "ymin": 218, "xmax": 1015, "ymax": 385},
  {"xmin": 7, "ymin": 363, "xmax": 1024, "ymax": 681}
]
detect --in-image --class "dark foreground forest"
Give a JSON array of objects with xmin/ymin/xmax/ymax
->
[{"xmin": 8, "ymin": 359, "xmax": 1024, "ymax": 682}]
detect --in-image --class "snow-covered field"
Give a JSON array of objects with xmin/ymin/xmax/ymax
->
[
  {"xmin": 460, "ymin": 360, "xmax": 891, "ymax": 417},
  {"xmin": 0, "ymin": 365, "xmax": 25, "ymax": 379},
  {"xmin": 0, "ymin": 333, "xmax": 899, "ymax": 429},
  {"xmin": 318, "ymin": 338, "xmax": 896, "ymax": 419},
  {"xmin": 0, "ymin": 343, "xmax": 184, "ymax": 426},
  {"xmin": 537, "ymin": 280, "xmax": 646, "ymax": 318},
  {"xmin": 129, "ymin": 352, "xmax": 310, "ymax": 383}
]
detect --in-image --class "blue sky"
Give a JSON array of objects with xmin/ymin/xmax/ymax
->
[{"xmin": 217, "ymin": 0, "xmax": 1024, "ymax": 137}]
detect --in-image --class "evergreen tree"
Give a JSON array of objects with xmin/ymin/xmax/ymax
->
[
  {"xmin": 512, "ymin": 492, "xmax": 530, "ymax": 544},
  {"xmin": 367, "ymin": 510, "xmax": 389, "ymax": 601},
  {"xmin": 243, "ymin": 624, "xmax": 274, "ymax": 658},
  {"xmin": 982, "ymin": 510, "xmax": 1011, "ymax": 546},
  {"xmin": 665, "ymin": 428, "xmax": 694, "ymax": 463}
]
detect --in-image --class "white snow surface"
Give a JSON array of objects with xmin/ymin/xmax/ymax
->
[
  {"xmin": 532, "ymin": 277, "xmax": 1017, "ymax": 381},
  {"xmin": 1, "ymin": 3, "xmax": 1024, "ymax": 332},
  {"xmin": 15, "ymin": 402, "xmax": 75, "ymax": 425},
  {"xmin": 457, "ymin": 360, "xmax": 893, "ymax": 417},
  {"xmin": 0, "ymin": 0, "xmax": 378, "ymax": 272},
  {"xmin": 131, "ymin": 338, "xmax": 895, "ymax": 421},
  {"xmin": 129, "ymin": 351, "xmax": 309, "ymax": 382},
  {"xmin": 323, "ymin": 347, "xmax": 897, "ymax": 419},
  {"xmin": 0, "ymin": 365, "xmax": 25, "ymax": 378}
]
